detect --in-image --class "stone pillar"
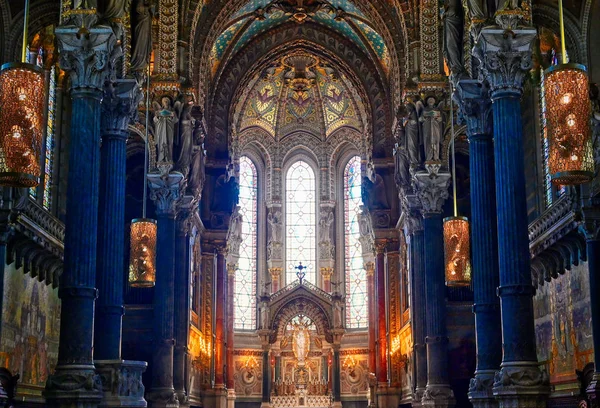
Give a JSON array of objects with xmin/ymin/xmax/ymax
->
[
  {"xmin": 214, "ymin": 247, "xmax": 227, "ymax": 389},
  {"xmin": 583, "ymin": 205, "xmax": 600, "ymax": 406},
  {"xmin": 95, "ymin": 79, "xmax": 140, "ymax": 361},
  {"xmin": 455, "ymin": 80, "xmax": 502, "ymax": 408},
  {"xmin": 321, "ymin": 267, "xmax": 333, "ymax": 293},
  {"xmin": 329, "ymin": 328, "xmax": 344, "ymax": 408},
  {"xmin": 258, "ymin": 330, "xmax": 272, "ymax": 408},
  {"xmin": 226, "ymin": 262, "xmax": 237, "ymax": 408},
  {"xmin": 269, "ymin": 267, "xmax": 281, "ymax": 293},
  {"xmin": 174, "ymin": 199, "xmax": 195, "ymax": 407},
  {"xmin": 366, "ymin": 261, "xmax": 377, "ymax": 374},
  {"xmin": 374, "ymin": 240, "xmax": 388, "ymax": 385},
  {"xmin": 414, "ymin": 167, "xmax": 454, "ymax": 408},
  {"xmin": 147, "ymin": 173, "xmax": 183, "ymax": 408},
  {"xmin": 476, "ymin": 24, "xmax": 549, "ymax": 407},
  {"xmin": 44, "ymin": 20, "xmax": 118, "ymax": 408},
  {"xmin": 401, "ymin": 196, "xmax": 427, "ymax": 406}
]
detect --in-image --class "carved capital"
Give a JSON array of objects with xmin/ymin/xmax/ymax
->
[
  {"xmin": 148, "ymin": 172, "xmax": 184, "ymax": 217},
  {"xmin": 365, "ymin": 261, "xmax": 375, "ymax": 276},
  {"xmin": 455, "ymin": 79, "xmax": 493, "ymax": 138},
  {"xmin": 320, "ymin": 267, "xmax": 334, "ymax": 280},
  {"xmin": 413, "ymin": 171, "xmax": 451, "ymax": 214},
  {"xmin": 101, "ymin": 79, "xmax": 142, "ymax": 136},
  {"xmin": 56, "ymin": 24, "xmax": 120, "ymax": 93},
  {"xmin": 269, "ymin": 267, "xmax": 282, "ymax": 280},
  {"xmin": 581, "ymin": 205, "xmax": 600, "ymax": 241},
  {"xmin": 474, "ymin": 27, "xmax": 536, "ymax": 97},
  {"xmin": 374, "ymin": 240, "xmax": 387, "ymax": 255}
]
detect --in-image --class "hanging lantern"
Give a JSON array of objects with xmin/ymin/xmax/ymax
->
[
  {"xmin": 443, "ymin": 216, "xmax": 472, "ymax": 287},
  {"xmin": 544, "ymin": 63, "xmax": 594, "ymax": 185},
  {"xmin": 129, "ymin": 218, "xmax": 157, "ymax": 287},
  {"xmin": 0, "ymin": 62, "xmax": 45, "ymax": 187}
]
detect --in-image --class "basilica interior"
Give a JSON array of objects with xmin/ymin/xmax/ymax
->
[{"xmin": 0, "ymin": 0, "xmax": 600, "ymax": 407}]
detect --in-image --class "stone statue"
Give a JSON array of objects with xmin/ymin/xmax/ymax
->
[
  {"xmin": 403, "ymin": 101, "xmax": 422, "ymax": 166},
  {"xmin": 73, "ymin": 0, "xmax": 97, "ymax": 9},
  {"xmin": 443, "ymin": 0, "xmax": 467, "ymax": 80},
  {"xmin": 226, "ymin": 206, "xmax": 243, "ymax": 254},
  {"xmin": 358, "ymin": 206, "xmax": 374, "ymax": 239},
  {"xmin": 130, "ymin": 0, "xmax": 155, "ymax": 73},
  {"xmin": 267, "ymin": 210, "xmax": 283, "ymax": 244},
  {"xmin": 420, "ymin": 96, "xmax": 444, "ymax": 162},
  {"xmin": 153, "ymin": 97, "xmax": 179, "ymax": 164},
  {"xmin": 394, "ymin": 124, "xmax": 410, "ymax": 188},
  {"xmin": 100, "ymin": 0, "xmax": 131, "ymax": 19},
  {"xmin": 188, "ymin": 122, "xmax": 206, "ymax": 195},
  {"xmin": 318, "ymin": 210, "xmax": 334, "ymax": 244},
  {"xmin": 176, "ymin": 98, "xmax": 195, "ymax": 175}
]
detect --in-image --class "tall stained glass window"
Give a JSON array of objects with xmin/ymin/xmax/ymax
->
[
  {"xmin": 234, "ymin": 156, "xmax": 258, "ymax": 330},
  {"xmin": 344, "ymin": 156, "xmax": 367, "ymax": 328},
  {"xmin": 43, "ymin": 65, "xmax": 57, "ymax": 210},
  {"xmin": 286, "ymin": 161, "xmax": 317, "ymax": 285}
]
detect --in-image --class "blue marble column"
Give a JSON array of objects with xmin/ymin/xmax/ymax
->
[
  {"xmin": 401, "ymin": 195, "xmax": 427, "ymax": 406},
  {"xmin": 45, "ymin": 22, "xmax": 118, "ymax": 408},
  {"xmin": 413, "ymin": 169, "xmax": 454, "ymax": 408},
  {"xmin": 147, "ymin": 173, "xmax": 184, "ymax": 408},
  {"xmin": 455, "ymin": 80, "xmax": 502, "ymax": 408},
  {"xmin": 475, "ymin": 25, "xmax": 549, "ymax": 407},
  {"xmin": 95, "ymin": 79, "xmax": 140, "ymax": 361}
]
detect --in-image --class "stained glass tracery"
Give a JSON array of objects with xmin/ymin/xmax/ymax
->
[
  {"xmin": 286, "ymin": 161, "xmax": 317, "ymax": 285},
  {"xmin": 234, "ymin": 156, "xmax": 258, "ymax": 330},
  {"xmin": 344, "ymin": 156, "xmax": 367, "ymax": 329}
]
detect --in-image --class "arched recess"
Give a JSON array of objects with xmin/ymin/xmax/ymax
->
[
  {"xmin": 533, "ymin": 5, "xmax": 586, "ymax": 64},
  {"xmin": 6, "ymin": 0, "xmax": 59, "ymax": 62},
  {"xmin": 207, "ymin": 22, "xmax": 391, "ymax": 159}
]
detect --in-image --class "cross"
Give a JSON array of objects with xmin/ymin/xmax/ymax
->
[{"xmin": 295, "ymin": 262, "xmax": 307, "ymax": 284}]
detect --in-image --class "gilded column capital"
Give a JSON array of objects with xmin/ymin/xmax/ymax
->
[
  {"xmin": 374, "ymin": 240, "xmax": 387, "ymax": 255},
  {"xmin": 474, "ymin": 27, "xmax": 536, "ymax": 98},
  {"xmin": 147, "ymin": 172, "xmax": 184, "ymax": 217},
  {"xmin": 454, "ymin": 79, "xmax": 493, "ymax": 138},
  {"xmin": 365, "ymin": 262, "xmax": 375, "ymax": 276},
  {"xmin": 320, "ymin": 267, "xmax": 334, "ymax": 280},
  {"xmin": 56, "ymin": 23, "xmax": 120, "ymax": 93},
  {"xmin": 101, "ymin": 79, "xmax": 142, "ymax": 136},
  {"xmin": 413, "ymin": 171, "xmax": 451, "ymax": 215},
  {"xmin": 226, "ymin": 263, "xmax": 238, "ymax": 276},
  {"xmin": 269, "ymin": 267, "xmax": 282, "ymax": 280}
]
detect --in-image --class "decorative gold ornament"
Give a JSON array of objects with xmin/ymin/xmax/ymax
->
[
  {"xmin": 128, "ymin": 218, "xmax": 157, "ymax": 287},
  {"xmin": 0, "ymin": 62, "xmax": 45, "ymax": 187},
  {"xmin": 544, "ymin": 63, "xmax": 594, "ymax": 185},
  {"xmin": 443, "ymin": 216, "xmax": 472, "ymax": 287}
]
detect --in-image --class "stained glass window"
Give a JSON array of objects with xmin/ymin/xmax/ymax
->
[
  {"xmin": 286, "ymin": 161, "xmax": 317, "ymax": 285},
  {"xmin": 344, "ymin": 156, "xmax": 367, "ymax": 329},
  {"xmin": 234, "ymin": 156, "xmax": 258, "ymax": 330},
  {"xmin": 43, "ymin": 65, "xmax": 57, "ymax": 210}
]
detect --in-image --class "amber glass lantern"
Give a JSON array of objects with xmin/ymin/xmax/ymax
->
[
  {"xmin": 443, "ymin": 216, "xmax": 472, "ymax": 287},
  {"xmin": 129, "ymin": 218, "xmax": 157, "ymax": 287},
  {"xmin": 544, "ymin": 63, "xmax": 594, "ymax": 185},
  {"xmin": 0, "ymin": 62, "xmax": 45, "ymax": 187}
]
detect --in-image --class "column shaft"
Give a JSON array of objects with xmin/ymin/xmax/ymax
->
[
  {"xmin": 174, "ymin": 216, "xmax": 191, "ymax": 405},
  {"xmin": 375, "ymin": 248, "xmax": 388, "ymax": 383},
  {"xmin": 262, "ymin": 350, "xmax": 270, "ymax": 403},
  {"xmin": 214, "ymin": 249, "xmax": 226, "ymax": 387},
  {"xmin": 332, "ymin": 348, "xmax": 341, "ymax": 401},
  {"xmin": 367, "ymin": 266, "xmax": 377, "ymax": 374},
  {"xmin": 226, "ymin": 268, "xmax": 235, "ymax": 389},
  {"xmin": 409, "ymin": 229, "xmax": 428, "ymax": 396}
]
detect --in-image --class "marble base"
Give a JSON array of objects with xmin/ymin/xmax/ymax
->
[
  {"xmin": 421, "ymin": 384, "xmax": 455, "ymax": 408},
  {"xmin": 376, "ymin": 384, "xmax": 401, "ymax": 408},
  {"xmin": 259, "ymin": 403, "xmax": 271, "ymax": 408},
  {"xmin": 587, "ymin": 372, "xmax": 600, "ymax": 408},
  {"xmin": 95, "ymin": 360, "xmax": 148, "ymax": 407},
  {"xmin": 202, "ymin": 388, "xmax": 227, "ymax": 408},
  {"xmin": 412, "ymin": 386, "xmax": 426, "ymax": 407},
  {"xmin": 492, "ymin": 362, "xmax": 549, "ymax": 408},
  {"xmin": 146, "ymin": 387, "xmax": 179, "ymax": 408},
  {"xmin": 44, "ymin": 364, "xmax": 103, "ymax": 408},
  {"xmin": 468, "ymin": 370, "xmax": 497, "ymax": 408},
  {"xmin": 331, "ymin": 402, "xmax": 343, "ymax": 408},
  {"xmin": 226, "ymin": 389, "xmax": 235, "ymax": 408}
]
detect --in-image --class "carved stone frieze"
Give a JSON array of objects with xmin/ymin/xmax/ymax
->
[
  {"xmin": 44, "ymin": 365, "xmax": 103, "ymax": 405},
  {"xmin": 474, "ymin": 27, "xmax": 536, "ymax": 96},
  {"xmin": 412, "ymin": 171, "xmax": 451, "ymax": 215},
  {"xmin": 94, "ymin": 360, "xmax": 147, "ymax": 407},
  {"xmin": 492, "ymin": 362, "xmax": 550, "ymax": 407}
]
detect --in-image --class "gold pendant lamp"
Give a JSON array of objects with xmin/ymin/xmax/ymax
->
[
  {"xmin": 443, "ymin": 88, "xmax": 472, "ymax": 287},
  {"xmin": 543, "ymin": 0, "xmax": 594, "ymax": 185},
  {"xmin": 0, "ymin": 0, "xmax": 45, "ymax": 187},
  {"xmin": 129, "ymin": 68, "xmax": 157, "ymax": 288}
]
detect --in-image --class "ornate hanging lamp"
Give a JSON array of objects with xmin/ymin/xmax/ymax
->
[
  {"xmin": 0, "ymin": 0, "xmax": 45, "ymax": 187},
  {"xmin": 129, "ymin": 69, "xmax": 157, "ymax": 287},
  {"xmin": 543, "ymin": 0, "xmax": 594, "ymax": 185},
  {"xmin": 443, "ymin": 89, "xmax": 471, "ymax": 287}
]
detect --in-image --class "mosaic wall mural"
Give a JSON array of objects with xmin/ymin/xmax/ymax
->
[{"xmin": 0, "ymin": 264, "xmax": 61, "ymax": 392}]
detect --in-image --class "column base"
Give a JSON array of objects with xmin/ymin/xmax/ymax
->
[
  {"xmin": 226, "ymin": 389, "xmax": 236, "ymax": 408},
  {"xmin": 95, "ymin": 360, "xmax": 148, "ymax": 407},
  {"xmin": 468, "ymin": 370, "xmax": 497, "ymax": 408},
  {"xmin": 376, "ymin": 384, "xmax": 401, "ymax": 408},
  {"xmin": 411, "ymin": 386, "xmax": 427, "ymax": 407},
  {"xmin": 44, "ymin": 364, "xmax": 103, "ymax": 408},
  {"xmin": 492, "ymin": 362, "xmax": 549, "ymax": 408},
  {"xmin": 331, "ymin": 402, "xmax": 343, "ymax": 408},
  {"xmin": 587, "ymin": 372, "xmax": 600, "ymax": 408},
  {"xmin": 202, "ymin": 387, "xmax": 227, "ymax": 408},
  {"xmin": 421, "ymin": 384, "xmax": 455, "ymax": 408},
  {"xmin": 146, "ymin": 387, "xmax": 179, "ymax": 408},
  {"xmin": 259, "ymin": 403, "xmax": 271, "ymax": 408}
]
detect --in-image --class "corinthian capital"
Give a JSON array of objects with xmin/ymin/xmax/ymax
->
[
  {"xmin": 413, "ymin": 171, "xmax": 451, "ymax": 214},
  {"xmin": 102, "ymin": 79, "xmax": 141, "ymax": 135},
  {"xmin": 148, "ymin": 172, "xmax": 184, "ymax": 217},
  {"xmin": 455, "ymin": 79, "xmax": 493, "ymax": 138},
  {"xmin": 56, "ymin": 24, "xmax": 121, "ymax": 92},
  {"xmin": 474, "ymin": 27, "xmax": 536, "ymax": 97}
]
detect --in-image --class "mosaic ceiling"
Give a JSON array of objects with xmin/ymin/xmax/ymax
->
[
  {"xmin": 209, "ymin": 0, "xmax": 390, "ymax": 79},
  {"xmin": 237, "ymin": 53, "xmax": 364, "ymax": 138}
]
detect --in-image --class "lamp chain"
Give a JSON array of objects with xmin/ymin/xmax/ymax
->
[
  {"xmin": 143, "ymin": 67, "xmax": 150, "ymax": 218},
  {"xmin": 22, "ymin": 0, "xmax": 30, "ymax": 63},
  {"xmin": 450, "ymin": 84, "xmax": 458, "ymax": 218},
  {"xmin": 558, "ymin": 0, "xmax": 567, "ymax": 64}
]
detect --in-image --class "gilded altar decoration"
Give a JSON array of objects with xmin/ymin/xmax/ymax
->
[
  {"xmin": 544, "ymin": 64, "xmax": 594, "ymax": 185},
  {"xmin": 292, "ymin": 321, "xmax": 311, "ymax": 366},
  {"xmin": 443, "ymin": 216, "xmax": 472, "ymax": 286},
  {"xmin": 128, "ymin": 218, "xmax": 157, "ymax": 287},
  {"xmin": 0, "ymin": 63, "xmax": 45, "ymax": 187}
]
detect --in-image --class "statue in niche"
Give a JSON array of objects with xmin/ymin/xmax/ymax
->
[
  {"xmin": 362, "ymin": 174, "xmax": 389, "ymax": 210},
  {"xmin": 318, "ymin": 210, "xmax": 334, "ymax": 244},
  {"xmin": 130, "ymin": 0, "xmax": 155, "ymax": 73},
  {"xmin": 292, "ymin": 325, "xmax": 310, "ymax": 366},
  {"xmin": 267, "ymin": 210, "xmax": 283, "ymax": 244},
  {"xmin": 358, "ymin": 206, "xmax": 374, "ymax": 239},
  {"xmin": 188, "ymin": 121, "xmax": 206, "ymax": 195},
  {"xmin": 443, "ymin": 0, "xmax": 467, "ymax": 81},
  {"xmin": 175, "ymin": 96, "xmax": 195, "ymax": 175},
  {"xmin": 403, "ymin": 100, "xmax": 423, "ymax": 167},
  {"xmin": 226, "ymin": 206, "xmax": 243, "ymax": 255},
  {"xmin": 153, "ymin": 96, "xmax": 179, "ymax": 165},
  {"xmin": 393, "ymin": 121, "xmax": 410, "ymax": 189},
  {"xmin": 420, "ymin": 96, "xmax": 445, "ymax": 162}
]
